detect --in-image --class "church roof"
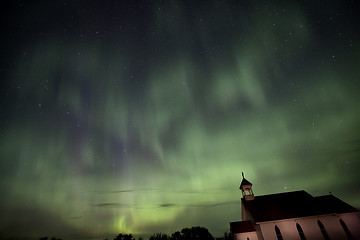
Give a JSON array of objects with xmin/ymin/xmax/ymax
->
[
  {"xmin": 242, "ymin": 190, "xmax": 359, "ymax": 223},
  {"xmin": 230, "ymin": 220, "xmax": 256, "ymax": 234},
  {"xmin": 240, "ymin": 177, "xmax": 252, "ymax": 189},
  {"xmin": 239, "ymin": 172, "xmax": 252, "ymax": 189}
]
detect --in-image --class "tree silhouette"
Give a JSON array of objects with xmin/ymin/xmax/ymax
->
[
  {"xmin": 39, "ymin": 226, "xmax": 216, "ymax": 240},
  {"xmin": 222, "ymin": 231, "xmax": 234, "ymax": 240},
  {"xmin": 170, "ymin": 231, "xmax": 182, "ymax": 240},
  {"xmin": 170, "ymin": 227, "xmax": 214, "ymax": 240},
  {"xmin": 39, "ymin": 237, "xmax": 61, "ymax": 240},
  {"xmin": 113, "ymin": 233, "xmax": 135, "ymax": 240},
  {"xmin": 149, "ymin": 232, "xmax": 170, "ymax": 240}
]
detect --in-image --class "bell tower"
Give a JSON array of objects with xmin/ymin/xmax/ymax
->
[{"xmin": 239, "ymin": 172, "xmax": 254, "ymax": 201}]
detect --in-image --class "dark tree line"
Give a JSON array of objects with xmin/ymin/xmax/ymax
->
[
  {"xmin": 110, "ymin": 227, "xmax": 233, "ymax": 240},
  {"xmin": 39, "ymin": 226, "xmax": 234, "ymax": 240},
  {"xmin": 39, "ymin": 237, "xmax": 62, "ymax": 240},
  {"xmin": 113, "ymin": 233, "xmax": 136, "ymax": 240}
]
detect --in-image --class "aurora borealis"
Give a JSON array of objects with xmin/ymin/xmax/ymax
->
[{"xmin": 1, "ymin": 0, "xmax": 360, "ymax": 239}]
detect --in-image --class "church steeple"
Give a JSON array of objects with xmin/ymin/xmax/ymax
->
[{"xmin": 239, "ymin": 172, "xmax": 254, "ymax": 200}]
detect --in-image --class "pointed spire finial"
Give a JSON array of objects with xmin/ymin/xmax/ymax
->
[{"xmin": 242, "ymin": 172, "xmax": 244, "ymax": 179}]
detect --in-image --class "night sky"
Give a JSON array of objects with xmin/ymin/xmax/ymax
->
[{"xmin": 1, "ymin": 0, "xmax": 360, "ymax": 239}]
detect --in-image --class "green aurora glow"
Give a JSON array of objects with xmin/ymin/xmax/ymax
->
[{"xmin": 0, "ymin": 1, "xmax": 359, "ymax": 239}]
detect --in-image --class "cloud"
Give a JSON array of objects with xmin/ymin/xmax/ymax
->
[
  {"xmin": 159, "ymin": 203, "xmax": 177, "ymax": 208},
  {"xmin": 96, "ymin": 203, "xmax": 131, "ymax": 208}
]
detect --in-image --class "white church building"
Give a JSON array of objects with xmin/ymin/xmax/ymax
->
[{"xmin": 230, "ymin": 173, "xmax": 360, "ymax": 240}]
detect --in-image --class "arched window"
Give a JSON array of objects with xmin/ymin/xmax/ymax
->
[
  {"xmin": 275, "ymin": 225, "xmax": 283, "ymax": 240},
  {"xmin": 317, "ymin": 220, "xmax": 330, "ymax": 240},
  {"xmin": 340, "ymin": 219, "xmax": 353, "ymax": 239},
  {"xmin": 296, "ymin": 223, "xmax": 306, "ymax": 240},
  {"xmin": 247, "ymin": 238, "xmax": 250, "ymax": 240}
]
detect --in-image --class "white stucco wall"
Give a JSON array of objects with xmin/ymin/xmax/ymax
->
[
  {"xmin": 234, "ymin": 231, "xmax": 258, "ymax": 240},
  {"xmin": 338, "ymin": 212, "xmax": 360, "ymax": 238},
  {"xmin": 258, "ymin": 213, "xmax": 360, "ymax": 240},
  {"xmin": 241, "ymin": 202, "xmax": 249, "ymax": 221}
]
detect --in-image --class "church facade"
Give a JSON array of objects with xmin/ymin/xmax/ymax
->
[{"xmin": 230, "ymin": 174, "xmax": 360, "ymax": 240}]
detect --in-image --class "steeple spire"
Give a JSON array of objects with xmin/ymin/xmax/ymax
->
[{"xmin": 239, "ymin": 172, "xmax": 254, "ymax": 200}]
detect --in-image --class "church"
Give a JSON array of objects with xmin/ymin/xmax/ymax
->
[{"xmin": 230, "ymin": 173, "xmax": 360, "ymax": 240}]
